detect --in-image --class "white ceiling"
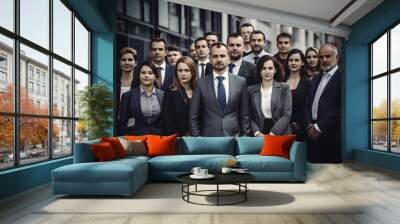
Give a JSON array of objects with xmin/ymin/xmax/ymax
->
[{"xmin": 167, "ymin": 0, "xmax": 384, "ymax": 37}]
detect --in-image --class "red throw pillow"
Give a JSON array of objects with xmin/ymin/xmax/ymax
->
[
  {"xmin": 91, "ymin": 142, "xmax": 117, "ymax": 161},
  {"xmin": 260, "ymin": 135, "xmax": 296, "ymax": 159},
  {"xmin": 101, "ymin": 137, "xmax": 127, "ymax": 158},
  {"xmin": 124, "ymin": 135, "xmax": 148, "ymax": 142},
  {"xmin": 146, "ymin": 134, "xmax": 177, "ymax": 157}
]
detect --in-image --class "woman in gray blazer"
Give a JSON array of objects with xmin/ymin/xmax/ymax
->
[{"xmin": 248, "ymin": 55, "xmax": 292, "ymax": 136}]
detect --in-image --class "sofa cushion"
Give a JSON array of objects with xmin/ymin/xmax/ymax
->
[
  {"xmin": 236, "ymin": 137, "xmax": 263, "ymax": 155},
  {"xmin": 74, "ymin": 140, "xmax": 100, "ymax": 163},
  {"xmin": 180, "ymin": 137, "xmax": 235, "ymax": 155},
  {"xmin": 260, "ymin": 135, "xmax": 296, "ymax": 159},
  {"xmin": 147, "ymin": 134, "xmax": 177, "ymax": 157},
  {"xmin": 91, "ymin": 142, "xmax": 118, "ymax": 161},
  {"xmin": 148, "ymin": 154, "xmax": 235, "ymax": 172},
  {"xmin": 236, "ymin": 155, "xmax": 293, "ymax": 172}
]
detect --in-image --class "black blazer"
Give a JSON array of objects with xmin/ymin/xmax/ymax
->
[
  {"xmin": 237, "ymin": 60, "xmax": 257, "ymax": 86},
  {"xmin": 119, "ymin": 86, "xmax": 164, "ymax": 135},
  {"xmin": 291, "ymin": 75, "xmax": 309, "ymax": 126},
  {"xmin": 197, "ymin": 62, "xmax": 213, "ymax": 78},
  {"xmin": 305, "ymin": 69, "xmax": 341, "ymax": 133},
  {"xmin": 162, "ymin": 89, "xmax": 191, "ymax": 136}
]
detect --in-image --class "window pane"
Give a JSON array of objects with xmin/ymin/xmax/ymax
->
[
  {"xmin": 53, "ymin": 0, "xmax": 72, "ymax": 60},
  {"xmin": 0, "ymin": 116, "xmax": 14, "ymax": 170},
  {"xmin": 372, "ymin": 77, "xmax": 387, "ymax": 119},
  {"xmin": 144, "ymin": 0, "xmax": 151, "ymax": 22},
  {"xmin": 53, "ymin": 59, "xmax": 72, "ymax": 117},
  {"xmin": 20, "ymin": 44, "xmax": 49, "ymax": 115},
  {"xmin": 0, "ymin": 34, "xmax": 14, "ymax": 113},
  {"xmin": 53, "ymin": 119, "xmax": 72, "ymax": 158},
  {"xmin": 391, "ymin": 24, "xmax": 400, "ymax": 70},
  {"xmin": 391, "ymin": 120, "xmax": 400, "ymax": 153},
  {"xmin": 127, "ymin": 0, "xmax": 141, "ymax": 20},
  {"xmin": 20, "ymin": 117, "xmax": 49, "ymax": 165},
  {"xmin": 0, "ymin": 0, "xmax": 14, "ymax": 31},
  {"xmin": 372, "ymin": 121, "xmax": 388, "ymax": 151},
  {"xmin": 74, "ymin": 18, "xmax": 89, "ymax": 70},
  {"xmin": 75, "ymin": 120, "xmax": 88, "ymax": 143},
  {"xmin": 372, "ymin": 33, "xmax": 387, "ymax": 76},
  {"xmin": 20, "ymin": 0, "xmax": 49, "ymax": 49},
  {"xmin": 74, "ymin": 69, "xmax": 89, "ymax": 118},
  {"xmin": 391, "ymin": 72, "xmax": 400, "ymax": 118}
]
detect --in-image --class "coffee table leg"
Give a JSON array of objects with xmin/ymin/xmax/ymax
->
[
  {"xmin": 195, "ymin": 184, "xmax": 198, "ymax": 192},
  {"xmin": 217, "ymin": 184, "xmax": 220, "ymax": 206},
  {"xmin": 245, "ymin": 183, "xmax": 247, "ymax": 201}
]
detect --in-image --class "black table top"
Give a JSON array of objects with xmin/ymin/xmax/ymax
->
[{"xmin": 177, "ymin": 172, "xmax": 255, "ymax": 185}]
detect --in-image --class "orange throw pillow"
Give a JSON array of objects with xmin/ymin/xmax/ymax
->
[
  {"xmin": 146, "ymin": 134, "xmax": 177, "ymax": 157},
  {"xmin": 101, "ymin": 137, "xmax": 126, "ymax": 158},
  {"xmin": 91, "ymin": 142, "xmax": 117, "ymax": 161},
  {"xmin": 124, "ymin": 135, "xmax": 148, "ymax": 142},
  {"xmin": 260, "ymin": 135, "xmax": 296, "ymax": 159}
]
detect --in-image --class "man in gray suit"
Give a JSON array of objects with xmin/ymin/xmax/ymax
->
[{"xmin": 190, "ymin": 43, "xmax": 250, "ymax": 137}]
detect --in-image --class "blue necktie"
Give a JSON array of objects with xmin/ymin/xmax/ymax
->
[
  {"xmin": 217, "ymin": 76, "xmax": 226, "ymax": 111},
  {"xmin": 200, "ymin": 63, "xmax": 205, "ymax": 78},
  {"xmin": 228, "ymin": 63, "xmax": 235, "ymax": 74}
]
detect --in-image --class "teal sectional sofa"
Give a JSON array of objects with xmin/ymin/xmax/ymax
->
[{"xmin": 52, "ymin": 137, "xmax": 307, "ymax": 196}]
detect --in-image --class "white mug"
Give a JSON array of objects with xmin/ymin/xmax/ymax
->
[
  {"xmin": 191, "ymin": 167, "xmax": 202, "ymax": 176},
  {"xmin": 221, "ymin": 167, "xmax": 232, "ymax": 174},
  {"xmin": 200, "ymin": 169, "xmax": 208, "ymax": 176}
]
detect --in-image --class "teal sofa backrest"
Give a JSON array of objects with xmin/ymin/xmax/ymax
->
[
  {"xmin": 235, "ymin": 137, "xmax": 264, "ymax": 155},
  {"xmin": 179, "ymin": 137, "xmax": 236, "ymax": 155}
]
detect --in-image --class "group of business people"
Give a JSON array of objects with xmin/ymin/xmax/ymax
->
[{"xmin": 117, "ymin": 27, "xmax": 341, "ymax": 163}]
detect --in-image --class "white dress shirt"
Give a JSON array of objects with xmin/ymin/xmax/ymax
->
[
  {"xmin": 260, "ymin": 85, "xmax": 273, "ymax": 118},
  {"xmin": 197, "ymin": 58, "xmax": 209, "ymax": 78},
  {"xmin": 155, "ymin": 61, "xmax": 166, "ymax": 84},
  {"xmin": 311, "ymin": 65, "xmax": 338, "ymax": 132},
  {"xmin": 213, "ymin": 70, "xmax": 229, "ymax": 104}
]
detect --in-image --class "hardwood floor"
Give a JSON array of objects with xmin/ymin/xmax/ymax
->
[{"xmin": 1, "ymin": 162, "xmax": 400, "ymax": 224}]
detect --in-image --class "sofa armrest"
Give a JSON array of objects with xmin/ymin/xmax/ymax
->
[
  {"xmin": 289, "ymin": 141, "xmax": 307, "ymax": 181},
  {"xmin": 73, "ymin": 141, "xmax": 99, "ymax": 163}
]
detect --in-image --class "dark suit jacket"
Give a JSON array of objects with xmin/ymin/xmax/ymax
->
[
  {"xmin": 196, "ymin": 62, "xmax": 213, "ymax": 78},
  {"xmin": 237, "ymin": 60, "xmax": 257, "ymax": 86},
  {"xmin": 190, "ymin": 73, "xmax": 250, "ymax": 136},
  {"xmin": 305, "ymin": 69, "xmax": 341, "ymax": 133},
  {"xmin": 119, "ymin": 86, "xmax": 164, "ymax": 135},
  {"xmin": 291, "ymin": 76, "xmax": 309, "ymax": 127},
  {"xmin": 162, "ymin": 89, "xmax": 191, "ymax": 136},
  {"xmin": 248, "ymin": 82, "xmax": 292, "ymax": 136}
]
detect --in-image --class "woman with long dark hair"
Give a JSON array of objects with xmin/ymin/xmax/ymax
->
[
  {"xmin": 162, "ymin": 56, "xmax": 198, "ymax": 136},
  {"xmin": 305, "ymin": 47, "xmax": 320, "ymax": 80},
  {"xmin": 119, "ymin": 61, "xmax": 164, "ymax": 135},
  {"xmin": 248, "ymin": 55, "xmax": 292, "ymax": 136}
]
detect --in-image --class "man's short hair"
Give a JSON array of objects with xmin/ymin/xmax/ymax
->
[
  {"xmin": 320, "ymin": 43, "xmax": 338, "ymax": 55},
  {"xmin": 166, "ymin": 45, "xmax": 181, "ymax": 53},
  {"xmin": 227, "ymin": 33, "xmax": 243, "ymax": 43},
  {"xmin": 210, "ymin": 42, "xmax": 229, "ymax": 54},
  {"xmin": 240, "ymin": 23, "xmax": 255, "ymax": 30},
  {"xmin": 276, "ymin": 32, "xmax": 293, "ymax": 42},
  {"xmin": 205, "ymin": 31, "xmax": 218, "ymax": 38},
  {"xmin": 250, "ymin": 30, "xmax": 266, "ymax": 42},
  {"xmin": 195, "ymin": 37, "xmax": 208, "ymax": 47},
  {"xmin": 149, "ymin": 37, "xmax": 166, "ymax": 50}
]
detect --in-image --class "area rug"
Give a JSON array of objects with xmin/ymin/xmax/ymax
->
[{"xmin": 37, "ymin": 183, "xmax": 362, "ymax": 214}]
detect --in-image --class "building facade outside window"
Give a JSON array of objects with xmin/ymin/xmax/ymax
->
[{"xmin": 0, "ymin": 0, "xmax": 91, "ymax": 170}]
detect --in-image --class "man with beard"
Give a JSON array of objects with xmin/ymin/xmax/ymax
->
[
  {"xmin": 243, "ymin": 30, "xmax": 272, "ymax": 65},
  {"xmin": 240, "ymin": 23, "xmax": 254, "ymax": 57},
  {"xmin": 195, "ymin": 37, "xmax": 212, "ymax": 79},
  {"xmin": 305, "ymin": 44, "xmax": 341, "ymax": 163},
  {"xmin": 189, "ymin": 42, "xmax": 198, "ymax": 62},
  {"xmin": 190, "ymin": 43, "xmax": 250, "ymax": 137},
  {"xmin": 274, "ymin": 32, "xmax": 293, "ymax": 82},
  {"xmin": 227, "ymin": 33, "xmax": 257, "ymax": 86}
]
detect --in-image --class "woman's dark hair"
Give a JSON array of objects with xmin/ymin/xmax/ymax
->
[
  {"xmin": 305, "ymin": 47, "xmax": 320, "ymax": 70},
  {"xmin": 256, "ymin": 55, "xmax": 285, "ymax": 82},
  {"xmin": 134, "ymin": 61, "xmax": 159, "ymax": 87},
  {"xmin": 287, "ymin": 48, "xmax": 306, "ymax": 77}
]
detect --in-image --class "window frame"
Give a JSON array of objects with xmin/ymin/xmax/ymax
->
[
  {"xmin": 370, "ymin": 19, "xmax": 400, "ymax": 154},
  {"xmin": 0, "ymin": 0, "xmax": 92, "ymax": 171}
]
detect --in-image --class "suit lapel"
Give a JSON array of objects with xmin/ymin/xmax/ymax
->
[
  {"xmin": 253, "ymin": 86, "xmax": 263, "ymax": 126},
  {"xmin": 206, "ymin": 75, "xmax": 221, "ymax": 112},
  {"xmin": 320, "ymin": 70, "xmax": 338, "ymax": 98},
  {"xmin": 132, "ymin": 87, "xmax": 143, "ymax": 117},
  {"xmin": 271, "ymin": 81, "xmax": 280, "ymax": 114},
  {"xmin": 225, "ymin": 74, "xmax": 235, "ymax": 113}
]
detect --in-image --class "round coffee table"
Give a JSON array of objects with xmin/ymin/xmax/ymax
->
[{"xmin": 177, "ymin": 172, "xmax": 255, "ymax": 206}]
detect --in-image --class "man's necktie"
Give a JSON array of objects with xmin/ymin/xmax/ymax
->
[
  {"xmin": 156, "ymin": 67, "xmax": 163, "ymax": 88},
  {"xmin": 217, "ymin": 76, "xmax": 226, "ymax": 112},
  {"xmin": 253, "ymin": 56, "xmax": 259, "ymax": 64},
  {"xmin": 200, "ymin": 63, "xmax": 205, "ymax": 78},
  {"xmin": 228, "ymin": 63, "xmax": 235, "ymax": 74}
]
